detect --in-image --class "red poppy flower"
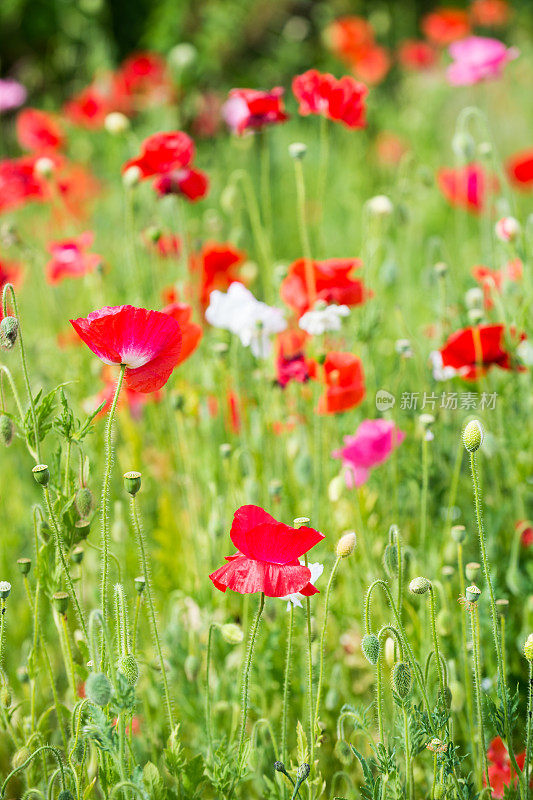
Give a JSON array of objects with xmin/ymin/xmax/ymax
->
[
  {"xmin": 517, "ymin": 520, "xmax": 533, "ymax": 547},
  {"xmin": 146, "ymin": 232, "xmax": 181, "ymax": 258},
  {"xmin": 316, "ymin": 351, "xmax": 366, "ymax": 414},
  {"xmin": 223, "ymin": 88, "xmax": 289, "ymax": 135},
  {"xmin": 470, "ymin": 0, "xmax": 511, "ymax": 27},
  {"xmin": 276, "ymin": 330, "xmax": 311, "ymax": 388},
  {"xmin": 351, "ymin": 44, "xmax": 391, "ymax": 85},
  {"xmin": 472, "ymin": 259, "xmax": 522, "ymax": 308},
  {"xmin": 209, "ymin": 505, "xmax": 324, "ymax": 597},
  {"xmin": 325, "ymin": 16, "xmax": 375, "ymax": 63},
  {"xmin": 161, "ymin": 302, "xmax": 203, "ymax": 364},
  {"xmin": 0, "ymin": 256, "xmax": 22, "ymax": 321},
  {"xmin": 70, "ymin": 305, "xmax": 182, "ymax": 393},
  {"xmin": 281, "ymin": 258, "xmax": 368, "ymax": 317},
  {"xmin": 422, "ymin": 8, "xmax": 470, "ymax": 46},
  {"xmin": 117, "ymin": 52, "xmax": 171, "ymax": 107},
  {"xmin": 485, "ymin": 737, "xmax": 525, "ymax": 798},
  {"xmin": 506, "ymin": 149, "xmax": 533, "ymax": 190},
  {"xmin": 46, "ymin": 231, "xmax": 102, "ymax": 285},
  {"xmin": 190, "ymin": 241, "xmax": 246, "ymax": 307},
  {"xmin": 16, "ymin": 109, "xmax": 65, "ymax": 152},
  {"xmin": 64, "ymin": 77, "xmax": 132, "ymax": 129},
  {"xmin": 192, "ymin": 91, "xmax": 223, "ymax": 139},
  {"xmin": 375, "ymin": 132, "xmax": 408, "ymax": 166},
  {"xmin": 437, "ymin": 163, "xmax": 497, "ymax": 213},
  {"xmin": 439, "ymin": 324, "xmax": 523, "ymax": 379},
  {"xmin": 398, "ymin": 40, "xmax": 438, "ymax": 70},
  {"xmin": 124, "ymin": 131, "xmax": 194, "ymax": 178},
  {"xmin": 153, "ymin": 167, "xmax": 209, "ymax": 201},
  {"xmin": 292, "ymin": 70, "xmax": 368, "ymax": 129},
  {"xmin": 0, "ymin": 155, "xmax": 53, "ymax": 213}
]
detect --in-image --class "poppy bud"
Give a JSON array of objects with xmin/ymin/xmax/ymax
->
[
  {"xmin": 434, "ymin": 782, "xmax": 445, "ymax": 800},
  {"xmin": 38, "ymin": 518, "xmax": 51, "ymax": 542},
  {"xmin": 452, "ymin": 131, "xmax": 476, "ymax": 161},
  {"xmin": 34, "ymin": 157, "xmax": 55, "ymax": 178},
  {"xmin": 383, "ymin": 543, "xmax": 398, "ymax": 576},
  {"xmin": 274, "ymin": 761, "xmax": 287, "ymax": 773},
  {"xmin": 466, "ymin": 561, "xmax": 481, "ymax": 581},
  {"xmin": 451, "ymin": 525, "xmax": 466, "ymax": 544},
  {"xmin": 0, "ymin": 316, "xmax": 18, "ymax": 349},
  {"xmin": 392, "ymin": 661, "xmax": 413, "ymax": 699},
  {"xmin": 32, "ymin": 464, "xmax": 50, "ymax": 486},
  {"xmin": 17, "ymin": 557, "xmax": 31, "ymax": 575},
  {"xmin": 336, "ymin": 531, "xmax": 356, "ymax": 558},
  {"xmin": 75, "ymin": 519, "xmax": 91, "ymax": 540},
  {"xmin": 0, "ymin": 415, "xmax": 14, "ymax": 446},
  {"xmin": 334, "ymin": 739, "xmax": 352, "ymax": 765},
  {"xmin": 367, "ymin": 195, "xmax": 393, "ymax": 217},
  {"xmin": 169, "ymin": 42, "xmax": 197, "ymax": 70},
  {"xmin": 288, "ymin": 142, "xmax": 307, "ymax": 160},
  {"xmin": 219, "ymin": 443, "xmax": 232, "ymax": 459},
  {"xmin": 0, "ymin": 581, "xmax": 11, "ymax": 599},
  {"xmin": 478, "ymin": 141, "xmax": 492, "ymax": 157},
  {"xmin": 52, "ymin": 591, "xmax": 69, "ymax": 615},
  {"xmin": 361, "ymin": 633, "xmax": 380, "ymax": 665},
  {"xmin": 12, "ymin": 747, "xmax": 31, "ymax": 769},
  {"xmin": 123, "ymin": 471, "xmax": 142, "ymax": 496},
  {"xmin": 462, "ymin": 420, "xmax": 484, "ymax": 452},
  {"xmin": 85, "ymin": 672, "xmax": 113, "ymax": 706},
  {"xmin": 221, "ymin": 623, "xmax": 244, "ymax": 644},
  {"xmin": 409, "ymin": 577, "xmax": 431, "ymax": 595},
  {"xmin": 68, "ymin": 736, "xmax": 85, "ymax": 763},
  {"xmin": 297, "ymin": 764, "xmax": 310, "ymax": 781},
  {"xmin": 524, "ymin": 634, "xmax": 533, "ymax": 661},
  {"xmin": 450, "ymin": 680, "xmax": 465, "ymax": 712},
  {"xmin": 75, "ymin": 487, "xmax": 94, "ymax": 518},
  {"xmin": 117, "ymin": 653, "xmax": 139, "ymax": 686},
  {"xmin": 134, "ymin": 576, "xmax": 146, "ymax": 594},
  {"xmin": 123, "ymin": 165, "xmax": 142, "ymax": 188},
  {"xmin": 465, "ymin": 287, "xmax": 484, "ymax": 310},
  {"xmin": 466, "ymin": 584, "xmax": 481, "ymax": 603},
  {"xmin": 438, "ymin": 686, "xmax": 452, "ymax": 710},
  {"xmin": 104, "ymin": 112, "xmax": 130, "ymax": 135}
]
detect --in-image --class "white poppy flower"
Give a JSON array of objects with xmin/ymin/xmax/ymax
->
[{"xmin": 298, "ymin": 302, "xmax": 350, "ymax": 336}]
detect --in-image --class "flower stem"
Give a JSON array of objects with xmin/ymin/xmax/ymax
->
[
  {"xmin": 100, "ymin": 364, "xmax": 125, "ymax": 621},
  {"xmin": 457, "ymin": 542, "xmax": 476, "ymax": 773},
  {"xmin": 525, "ymin": 660, "xmax": 533, "ymax": 800},
  {"xmin": 293, "ymin": 158, "xmax": 316, "ymax": 305},
  {"xmin": 130, "ymin": 494, "xmax": 174, "ymax": 730},
  {"xmin": 237, "ymin": 592, "xmax": 265, "ymax": 770},
  {"xmin": 206, "ymin": 622, "xmax": 216, "ymax": 754},
  {"xmin": 470, "ymin": 603, "xmax": 489, "ymax": 790},
  {"xmin": 314, "ymin": 557, "xmax": 340, "ymax": 731},
  {"xmin": 281, "ymin": 604, "xmax": 294, "ymax": 765}
]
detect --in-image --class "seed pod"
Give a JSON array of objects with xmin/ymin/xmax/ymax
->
[
  {"xmin": 466, "ymin": 584, "xmax": 481, "ymax": 604},
  {"xmin": 117, "ymin": 654, "xmax": 139, "ymax": 686},
  {"xmin": 123, "ymin": 471, "xmax": 141, "ymax": 496},
  {"xmin": 32, "ymin": 464, "xmax": 50, "ymax": 486},
  {"xmin": 361, "ymin": 633, "xmax": 380, "ymax": 665},
  {"xmin": 465, "ymin": 562, "xmax": 480, "ymax": 582},
  {"xmin": 75, "ymin": 487, "xmax": 94, "ymax": 518},
  {"xmin": 52, "ymin": 591, "xmax": 69, "ymax": 615},
  {"xmin": 451, "ymin": 525, "xmax": 466, "ymax": 544},
  {"xmin": 85, "ymin": 672, "xmax": 113, "ymax": 706},
  {"xmin": 0, "ymin": 316, "xmax": 18, "ymax": 349},
  {"xmin": 134, "ymin": 576, "xmax": 146, "ymax": 594},
  {"xmin": 17, "ymin": 557, "xmax": 31, "ymax": 575},
  {"xmin": 0, "ymin": 415, "xmax": 14, "ymax": 446},
  {"xmin": 392, "ymin": 661, "xmax": 413, "ymax": 699}
]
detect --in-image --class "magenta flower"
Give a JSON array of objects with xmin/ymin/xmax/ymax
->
[
  {"xmin": 0, "ymin": 79, "xmax": 27, "ymax": 113},
  {"xmin": 332, "ymin": 419, "xmax": 405, "ymax": 489},
  {"xmin": 447, "ymin": 36, "xmax": 518, "ymax": 86}
]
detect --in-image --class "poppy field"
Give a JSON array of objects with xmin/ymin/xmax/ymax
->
[{"xmin": 0, "ymin": 1, "xmax": 533, "ymax": 798}]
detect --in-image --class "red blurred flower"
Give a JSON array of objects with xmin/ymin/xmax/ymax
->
[
  {"xmin": 472, "ymin": 259, "xmax": 522, "ymax": 308},
  {"xmin": 281, "ymin": 258, "xmax": 368, "ymax": 317},
  {"xmin": 117, "ymin": 52, "xmax": 171, "ymax": 108},
  {"xmin": 470, "ymin": 0, "xmax": 511, "ymax": 27},
  {"xmin": 0, "ymin": 256, "xmax": 22, "ymax": 320},
  {"xmin": 161, "ymin": 302, "xmax": 202, "ymax": 364},
  {"xmin": 153, "ymin": 168, "xmax": 209, "ymax": 201},
  {"xmin": 70, "ymin": 305, "xmax": 183, "ymax": 393},
  {"xmin": 16, "ymin": 109, "xmax": 65, "ymax": 152},
  {"xmin": 375, "ymin": 131, "xmax": 408, "ymax": 166},
  {"xmin": 64, "ymin": 76, "xmax": 132, "ymax": 129},
  {"xmin": 276, "ymin": 329, "xmax": 311, "ymax": 388},
  {"xmin": 398, "ymin": 40, "xmax": 438, "ymax": 70},
  {"xmin": 437, "ymin": 163, "xmax": 497, "ymax": 213},
  {"xmin": 190, "ymin": 241, "xmax": 246, "ymax": 307},
  {"xmin": 292, "ymin": 70, "xmax": 368, "ymax": 129},
  {"xmin": 506, "ymin": 149, "xmax": 533, "ymax": 190},
  {"xmin": 517, "ymin": 520, "xmax": 533, "ymax": 547},
  {"xmin": 209, "ymin": 504, "xmax": 324, "ymax": 597},
  {"xmin": 316, "ymin": 352, "xmax": 366, "ymax": 414},
  {"xmin": 192, "ymin": 92, "xmax": 223, "ymax": 139},
  {"xmin": 325, "ymin": 16, "xmax": 375, "ymax": 63},
  {"xmin": 439, "ymin": 324, "xmax": 523, "ymax": 379},
  {"xmin": 0, "ymin": 155, "xmax": 52, "ymax": 213},
  {"xmin": 223, "ymin": 88, "xmax": 289, "ymax": 135},
  {"xmin": 146, "ymin": 232, "xmax": 181, "ymax": 258},
  {"xmin": 485, "ymin": 737, "xmax": 525, "ymax": 798},
  {"xmin": 46, "ymin": 231, "xmax": 102, "ymax": 285},
  {"xmin": 352, "ymin": 44, "xmax": 391, "ymax": 85},
  {"xmin": 422, "ymin": 8, "xmax": 470, "ymax": 46}
]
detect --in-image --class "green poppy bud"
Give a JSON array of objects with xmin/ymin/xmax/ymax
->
[
  {"xmin": 392, "ymin": 661, "xmax": 413, "ymax": 699},
  {"xmin": 85, "ymin": 672, "xmax": 113, "ymax": 706},
  {"xmin": 0, "ymin": 414, "xmax": 14, "ymax": 446},
  {"xmin": 361, "ymin": 633, "xmax": 380, "ymax": 665},
  {"xmin": 463, "ymin": 420, "xmax": 484, "ymax": 452},
  {"xmin": 117, "ymin": 653, "xmax": 139, "ymax": 686}
]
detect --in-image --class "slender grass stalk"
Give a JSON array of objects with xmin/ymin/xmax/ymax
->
[
  {"xmin": 206, "ymin": 622, "xmax": 217, "ymax": 755},
  {"xmin": 100, "ymin": 364, "xmax": 126, "ymax": 621},
  {"xmin": 428, "ymin": 587, "xmax": 445, "ymax": 696},
  {"xmin": 129, "ymin": 494, "xmax": 174, "ymax": 730},
  {"xmin": 293, "ymin": 158, "xmax": 316, "ymax": 305},
  {"xmin": 420, "ymin": 434, "xmax": 429, "ymax": 551}
]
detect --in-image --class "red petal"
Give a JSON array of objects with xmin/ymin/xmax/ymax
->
[
  {"xmin": 209, "ymin": 555, "xmax": 312, "ymax": 597},
  {"xmin": 230, "ymin": 505, "xmax": 324, "ymax": 564}
]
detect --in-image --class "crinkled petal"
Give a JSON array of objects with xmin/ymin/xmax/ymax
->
[{"xmin": 209, "ymin": 555, "xmax": 312, "ymax": 597}]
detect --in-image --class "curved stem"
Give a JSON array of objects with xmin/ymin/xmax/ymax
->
[{"xmin": 1, "ymin": 745, "xmax": 69, "ymax": 797}]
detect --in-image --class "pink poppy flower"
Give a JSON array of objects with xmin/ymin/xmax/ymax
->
[
  {"xmin": 70, "ymin": 305, "xmax": 182, "ymax": 392},
  {"xmin": 223, "ymin": 88, "xmax": 289, "ymax": 135},
  {"xmin": 332, "ymin": 419, "xmax": 405, "ymax": 488},
  {"xmin": 0, "ymin": 79, "xmax": 27, "ymax": 113},
  {"xmin": 46, "ymin": 231, "xmax": 102, "ymax": 285},
  {"xmin": 447, "ymin": 36, "xmax": 518, "ymax": 86}
]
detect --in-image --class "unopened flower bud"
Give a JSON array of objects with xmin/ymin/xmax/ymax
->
[
  {"xmin": 451, "ymin": 525, "xmax": 466, "ymax": 544},
  {"xmin": 383, "ymin": 542, "xmax": 398, "ymax": 576},
  {"xmin": 463, "ymin": 420, "xmax": 484, "ymax": 452},
  {"xmin": 297, "ymin": 763, "xmax": 310, "ymax": 781},
  {"xmin": 169, "ymin": 42, "xmax": 197, "ymax": 70},
  {"xmin": 466, "ymin": 561, "xmax": 481, "ymax": 581},
  {"xmin": 361, "ymin": 633, "xmax": 380, "ymax": 665},
  {"xmin": 495, "ymin": 216, "xmax": 520, "ymax": 243},
  {"xmin": 409, "ymin": 577, "xmax": 431, "ymax": 595},
  {"xmin": 0, "ymin": 316, "xmax": 18, "ymax": 349},
  {"xmin": 0, "ymin": 581, "xmax": 11, "ymax": 599},
  {"xmin": 34, "ymin": 157, "xmax": 55, "ymax": 178},
  {"xmin": 52, "ymin": 591, "xmax": 69, "ymax": 615},
  {"xmin": 336, "ymin": 531, "xmax": 356, "ymax": 558},
  {"xmin": 289, "ymin": 142, "xmax": 307, "ymax": 160},
  {"xmin": 274, "ymin": 760, "xmax": 287, "ymax": 773},
  {"xmin": 17, "ymin": 557, "xmax": 31, "ymax": 575},
  {"xmin": 221, "ymin": 623, "xmax": 244, "ymax": 644},
  {"xmin": 524, "ymin": 634, "xmax": 533, "ymax": 661},
  {"xmin": 145, "ymin": 225, "xmax": 162, "ymax": 243},
  {"xmin": 134, "ymin": 576, "xmax": 146, "ymax": 595},
  {"xmin": 75, "ymin": 487, "xmax": 94, "ymax": 518},
  {"xmin": 75, "ymin": 519, "xmax": 91, "ymax": 540},
  {"xmin": 85, "ymin": 671, "xmax": 113, "ymax": 706},
  {"xmin": 392, "ymin": 661, "xmax": 413, "ymax": 699},
  {"xmin": 32, "ymin": 464, "xmax": 50, "ymax": 486},
  {"xmin": 123, "ymin": 165, "xmax": 142, "ymax": 188},
  {"xmin": 367, "ymin": 194, "xmax": 393, "ymax": 217},
  {"xmin": 117, "ymin": 653, "xmax": 139, "ymax": 685},
  {"xmin": 466, "ymin": 584, "xmax": 481, "ymax": 603},
  {"xmin": 123, "ymin": 471, "xmax": 141, "ymax": 496},
  {"xmin": 478, "ymin": 141, "xmax": 492, "ymax": 157},
  {"xmin": 12, "ymin": 746, "xmax": 31, "ymax": 769},
  {"xmin": 0, "ymin": 415, "xmax": 14, "ymax": 446},
  {"xmin": 104, "ymin": 112, "xmax": 130, "ymax": 135},
  {"xmin": 58, "ymin": 790, "xmax": 75, "ymax": 800}
]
